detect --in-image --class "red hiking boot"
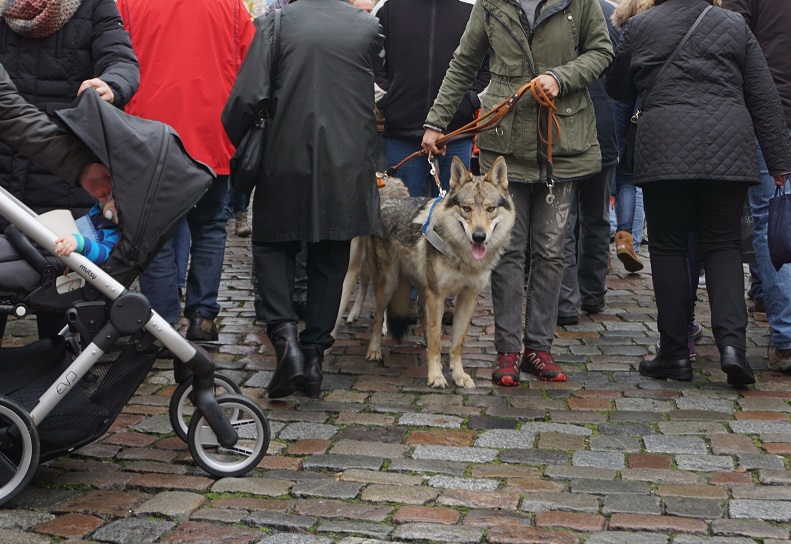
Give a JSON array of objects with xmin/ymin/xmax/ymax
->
[
  {"xmin": 521, "ymin": 349, "xmax": 567, "ymax": 382},
  {"xmin": 492, "ymin": 352, "xmax": 521, "ymax": 386}
]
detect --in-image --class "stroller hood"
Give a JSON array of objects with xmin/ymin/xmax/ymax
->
[{"xmin": 55, "ymin": 89, "xmax": 216, "ymax": 286}]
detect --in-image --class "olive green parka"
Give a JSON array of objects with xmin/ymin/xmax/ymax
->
[{"xmin": 425, "ymin": 0, "xmax": 613, "ymax": 182}]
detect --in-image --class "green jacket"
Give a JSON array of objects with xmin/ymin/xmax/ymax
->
[{"xmin": 425, "ymin": 0, "xmax": 613, "ymax": 183}]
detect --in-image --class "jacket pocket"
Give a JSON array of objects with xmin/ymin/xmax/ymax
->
[
  {"xmin": 476, "ymin": 91, "xmax": 516, "ymax": 155},
  {"xmin": 552, "ymin": 92, "xmax": 596, "ymax": 156}
]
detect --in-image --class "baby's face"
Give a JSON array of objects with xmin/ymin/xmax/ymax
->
[{"xmin": 90, "ymin": 182, "xmax": 112, "ymax": 206}]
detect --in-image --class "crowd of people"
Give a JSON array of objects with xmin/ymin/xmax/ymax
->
[{"xmin": 0, "ymin": 0, "xmax": 789, "ymax": 398}]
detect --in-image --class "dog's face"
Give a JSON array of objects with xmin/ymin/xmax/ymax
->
[{"xmin": 445, "ymin": 156, "xmax": 514, "ymax": 261}]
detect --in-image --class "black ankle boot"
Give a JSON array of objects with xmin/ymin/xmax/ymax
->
[
  {"xmin": 639, "ymin": 356, "xmax": 693, "ymax": 381},
  {"xmin": 720, "ymin": 346, "xmax": 755, "ymax": 387},
  {"xmin": 266, "ymin": 322, "xmax": 304, "ymax": 399},
  {"xmin": 299, "ymin": 344, "xmax": 323, "ymax": 399}
]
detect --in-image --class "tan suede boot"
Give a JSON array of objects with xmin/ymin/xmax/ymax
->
[{"xmin": 615, "ymin": 231, "xmax": 644, "ymax": 273}]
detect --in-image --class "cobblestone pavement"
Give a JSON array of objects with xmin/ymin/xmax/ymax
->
[{"xmin": 2, "ymin": 223, "xmax": 790, "ymax": 544}]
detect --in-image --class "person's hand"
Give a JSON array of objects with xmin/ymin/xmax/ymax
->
[
  {"xmin": 79, "ymin": 163, "xmax": 111, "ymax": 195},
  {"xmin": 422, "ymin": 128, "xmax": 446, "ymax": 156},
  {"xmin": 54, "ymin": 235, "xmax": 78, "ymax": 257},
  {"xmin": 775, "ymin": 174, "xmax": 789, "ymax": 187},
  {"xmin": 531, "ymin": 74, "xmax": 560, "ymax": 100},
  {"xmin": 78, "ymin": 78, "xmax": 115, "ymax": 104}
]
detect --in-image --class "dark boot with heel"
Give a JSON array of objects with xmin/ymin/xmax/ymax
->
[
  {"xmin": 266, "ymin": 322, "xmax": 304, "ymax": 399},
  {"xmin": 720, "ymin": 346, "xmax": 755, "ymax": 387},
  {"xmin": 639, "ymin": 356, "xmax": 693, "ymax": 381},
  {"xmin": 298, "ymin": 344, "xmax": 324, "ymax": 399}
]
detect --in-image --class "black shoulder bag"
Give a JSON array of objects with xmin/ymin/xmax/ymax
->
[
  {"xmin": 619, "ymin": 5, "xmax": 712, "ymax": 174},
  {"xmin": 230, "ymin": 8, "xmax": 281, "ymax": 197}
]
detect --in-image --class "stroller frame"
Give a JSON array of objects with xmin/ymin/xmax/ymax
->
[{"xmin": 0, "ymin": 186, "xmax": 270, "ymax": 506}]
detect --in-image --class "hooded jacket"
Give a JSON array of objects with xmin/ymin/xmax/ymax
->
[
  {"xmin": 425, "ymin": 0, "xmax": 613, "ymax": 183},
  {"xmin": 0, "ymin": 0, "xmax": 139, "ymax": 231}
]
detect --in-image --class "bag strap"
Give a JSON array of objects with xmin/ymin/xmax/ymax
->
[{"xmin": 637, "ymin": 5, "xmax": 712, "ymax": 116}]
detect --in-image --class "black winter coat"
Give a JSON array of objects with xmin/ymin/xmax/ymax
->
[
  {"xmin": 223, "ymin": 0, "xmax": 384, "ymax": 243},
  {"xmin": 606, "ymin": 0, "xmax": 791, "ymax": 184},
  {"xmin": 0, "ymin": 0, "xmax": 139, "ymax": 230}
]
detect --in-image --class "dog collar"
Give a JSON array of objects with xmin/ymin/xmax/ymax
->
[{"xmin": 422, "ymin": 196, "xmax": 460, "ymax": 264}]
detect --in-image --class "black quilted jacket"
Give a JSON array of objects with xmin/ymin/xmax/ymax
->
[
  {"xmin": 0, "ymin": 0, "xmax": 139, "ymax": 230},
  {"xmin": 606, "ymin": 0, "xmax": 791, "ymax": 184}
]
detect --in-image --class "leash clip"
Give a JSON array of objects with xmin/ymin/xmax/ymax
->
[
  {"xmin": 428, "ymin": 154, "xmax": 446, "ymax": 198},
  {"xmin": 545, "ymin": 177, "xmax": 555, "ymax": 204}
]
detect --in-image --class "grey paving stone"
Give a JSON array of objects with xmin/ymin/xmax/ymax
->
[
  {"xmin": 361, "ymin": 484, "xmax": 439, "ymax": 505},
  {"xmin": 730, "ymin": 499, "xmax": 791, "ymax": 522},
  {"xmin": 474, "ymin": 429, "xmax": 536, "ymax": 449},
  {"xmin": 712, "ymin": 518, "xmax": 790, "ymax": 539},
  {"xmin": 570, "ymin": 479, "xmax": 652, "ymax": 495},
  {"xmin": 603, "ymin": 494, "xmax": 662, "ymax": 515},
  {"xmin": 544, "ymin": 465, "xmax": 618, "ymax": 481},
  {"xmin": 212, "ymin": 477, "xmax": 293, "ymax": 497},
  {"xmin": 521, "ymin": 422, "xmax": 594, "ymax": 436},
  {"xmin": 134, "ymin": 491, "xmax": 206, "ymax": 520},
  {"xmin": 427, "ymin": 476, "xmax": 499, "ymax": 491},
  {"xmin": 658, "ymin": 422, "xmax": 728, "ymax": 435},
  {"xmin": 732, "ymin": 486, "xmax": 791, "ymax": 501},
  {"xmin": 737, "ymin": 453, "xmax": 786, "ymax": 470},
  {"xmin": 279, "ymin": 422, "xmax": 339, "ymax": 440},
  {"xmin": 760, "ymin": 469, "xmax": 791, "ymax": 485},
  {"xmin": 673, "ymin": 537, "xmax": 755, "ymax": 544},
  {"xmin": 412, "ymin": 445, "xmax": 497, "ymax": 463},
  {"xmin": 520, "ymin": 492, "xmax": 600, "ymax": 513},
  {"xmin": 665, "ymin": 497, "xmax": 725, "ymax": 519},
  {"xmin": 588, "ymin": 533, "xmax": 668, "ymax": 544},
  {"xmin": 572, "ymin": 451, "xmax": 626, "ymax": 469},
  {"xmin": 245, "ymin": 511, "xmax": 318, "ymax": 532},
  {"xmin": 302, "ymin": 454, "xmax": 384, "ymax": 471},
  {"xmin": 341, "ymin": 469, "xmax": 423, "ymax": 486},
  {"xmin": 643, "ymin": 435, "xmax": 708, "ymax": 454},
  {"xmin": 91, "ymin": 518, "xmax": 176, "ymax": 544},
  {"xmin": 392, "ymin": 522, "xmax": 484, "ymax": 543},
  {"xmin": 317, "ymin": 520, "xmax": 392, "ymax": 539},
  {"xmin": 398, "ymin": 413, "xmax": 464, "ymax": 428},
  {"xmin": 590, "ymin": 435, "xmax": 642, "ymax": 452},
  {"xmin": 190, "ymin": 508, "xmax": 248, "ymax": 523},
  {"xmin": 387, "ymin": 458, "xmax": 468, "ymax": 476},
  {"xmin": 329, "ymin": 440, "xmax": 408, "ymax": 459},
  {"xmin": 338, "ymin": 425, "xmax": 407, "ymax": 444},
  {"xmin": 291, "ymin": 480, "xmax": 364, "ymax": 500},
  {"xmin": 609, "ymin": 410, "xmax": 665, "ymax": 422},
  {"xmin": 337, "ymin": 539, "xmax": 407, "ymax": 544},
  {"xmin": 0, "ymin": 510, "xmax": 55, "ymax": 530},
  {"xmin": 598, "ymin": 423, "xmax": 656, "ymax": 437},
  {"xmin": 256, "ymin": 533, "xmax": 331, "ymax": 544},
  {"xmin": 243, "ymin": 370, "xmax": 272, "ymax": 388},
  {"xmin": 675, "ymin": 455, "xmax": 735, "ymax": 472},
  {"xmin": 615, "ymin": 398, "xmax": 674, "ymax": 412},
  {"xmin": 730, "ymin": 421, "xmax": 791, "ymax": 435},
  {"xmin": 499, "ymin": 449, "xmax": 570, "ymax": 466},
  {"xmin": 675, "ymin": 397, "xmax": 735, "ymax": 413},
  {"xmin": 0, "ymin": 529, "xmax": 50, "ymax": 544},
  {"xmin": 130, "ymin": 414, "xmax": 173, "ymax": 434}
]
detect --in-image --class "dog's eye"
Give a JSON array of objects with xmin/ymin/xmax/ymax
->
[
  {"xmin": 462, "ymin": 206, "xmax": 472, "ymax": 213},
  {"xmin": 487, "ymin": 206, "xmax": 496, "ymax": 213}
]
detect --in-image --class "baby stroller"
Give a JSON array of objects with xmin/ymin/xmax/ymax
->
[{"xmin": 0, "ymin": 90, "xmax": 270, "ymax": 507}]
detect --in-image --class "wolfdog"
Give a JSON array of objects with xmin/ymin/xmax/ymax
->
[{"xmin": 365, "ymin": 156, "xmax": 515, "ymax": 388}]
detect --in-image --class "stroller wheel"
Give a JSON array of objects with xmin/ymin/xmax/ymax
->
[
  {"xmin": 0, "ymin": 397, "xmax": 40, "ymax": 507},
  {"xmin": 187, "ymin": 393, "xmax": 270, "ymax": 477},
  {"xmin": 169, "ymin": 374, "xmax": 242, "ymax": 441}
]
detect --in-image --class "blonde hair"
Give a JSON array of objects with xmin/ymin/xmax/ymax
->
[{"xmin": 612, "ymin": 0, "xmax": 720, "ymax": 30}]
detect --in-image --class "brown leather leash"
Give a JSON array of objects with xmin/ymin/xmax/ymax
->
[{"xmin": 379, "ymin": 79, "xmax": 560, "ymax": 194}]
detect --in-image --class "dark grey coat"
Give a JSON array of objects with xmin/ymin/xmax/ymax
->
[
  {"xmin": 223, "ymin": 0, "xmax": 384, "ymax": 243},
  {"xmin": 606, "ymin": 0, "xmax": 791, "ymax": 184}
]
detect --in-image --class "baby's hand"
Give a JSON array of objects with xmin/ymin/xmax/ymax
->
[{"xmin": 54, "ymin": 235, "xmax": 78, "ymax": 257}]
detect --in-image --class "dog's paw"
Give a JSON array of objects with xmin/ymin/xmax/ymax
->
[
  {"xmin": 427, "ymin": 372, "xmax": 448, "ymax": 389},
  {"xmin": 366, "ymin": 349, "xmax": 383, "ymax": 362},
  {"xmin": 453, "ymin": 372, "xmax": 476, "ymax": 389}
]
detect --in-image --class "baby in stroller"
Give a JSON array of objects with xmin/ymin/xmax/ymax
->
[{"xmin": 0, "ymin": 89, "xmax": 271, "ymax": 507}]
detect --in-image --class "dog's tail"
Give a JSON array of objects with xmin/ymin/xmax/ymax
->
[{"xmin": 386, "ymin": 276, "xmax": 412, "ymax": 343}]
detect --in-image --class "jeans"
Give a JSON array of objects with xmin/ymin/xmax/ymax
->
[
  {"xmin": 224, "ymin": 183, "xmax": 250, "ymax": 219},
  {"xmin": 750, "ymin": 131, "xmax": 791, "ymax": 350},
  {"xmin": 385, "ymin": 136, "xmax": 473, "ymax": 197},
  {"xmin": 610, "ymin": 186, "xmax": 644, "ymax": 251},
  {"xmin": 140, "ymin": 176, "xmax": 228, "ymax": 324},
  {"xmin": 173, "ymin": 220, "xmax": 190, "ymax": 290},
  {"xmin": 643, "ymin": 180, "xmax": 747, "ymax": 359},
  {"xmin": 492, "ymin": 180, "xmax": 576, "ymax": 352},
  {"xmin": 559, "ymin": 166, "xmax": 614, "ymax": 317}
]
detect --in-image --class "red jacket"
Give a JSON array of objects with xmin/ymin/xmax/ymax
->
[{"xmin": 117, "ymin": 0, "xmax": 255, "ymax": 175}]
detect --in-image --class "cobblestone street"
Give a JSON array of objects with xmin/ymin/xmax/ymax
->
[{"xmin": 2, "ymin": 223, "xmax": 790, "ymax": 544}]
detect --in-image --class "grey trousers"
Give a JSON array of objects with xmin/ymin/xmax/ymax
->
[
  {"xmin": 492, "ymin": 180, "xmax": 576, "ymax": 353},
  {"xmin": 558, "ymin": 165, "xmax": 615, "ymax": 317}
]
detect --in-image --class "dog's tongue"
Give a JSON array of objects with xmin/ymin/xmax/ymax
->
[{"xmin": 471, "ymin": 242, "xmax": 487, "ymax": 260}]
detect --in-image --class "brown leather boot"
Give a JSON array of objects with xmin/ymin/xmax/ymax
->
[{"xmin": 615, "ymin": 231, "xmax": 644, "ymax": 273}]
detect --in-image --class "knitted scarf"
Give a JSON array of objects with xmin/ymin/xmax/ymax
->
[{"xmin": 0, "ymin": 0, "xmax": 82, "ymax": 39}]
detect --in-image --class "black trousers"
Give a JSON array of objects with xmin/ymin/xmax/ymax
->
[
  {"xmin": 643, "ymin": 180, "xmax": 748, "ymax": 359},
  {"xmin": 252, "ymin": 239, "xmax": 350, "ymax": 351}
]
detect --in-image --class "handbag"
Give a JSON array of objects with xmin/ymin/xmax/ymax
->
[
  {"xmin": 768, "ymin": 177, "xmax": 791, "ymax": 271},
  {"xmin": 618, "ymin": 6, "xmax": 712, "ymax": 175},
  {"xmin": 229, "ymin": 8, "xmax": 281, "ymax": 197}
]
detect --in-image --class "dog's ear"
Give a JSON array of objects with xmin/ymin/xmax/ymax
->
[
  {"xmin": 486, "ymin": 156, "xmax": 508, "ymax": 191},
  {"xmin": 449, "ymin": 156, "xmax": 470, "ymax": 191}
]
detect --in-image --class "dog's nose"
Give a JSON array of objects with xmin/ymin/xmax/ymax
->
[{"xmin": 472, "ymin": 230, "xmax": 486, "ymax": 244}]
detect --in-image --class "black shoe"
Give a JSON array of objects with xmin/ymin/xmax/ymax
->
[
  {"xmin": 185, "ymin": 315, "xmax": 218, "ymax": 342},
  {"xmin": 639, "ymin": 356, "xmax": 693, "ymax": 381},
  {"xmin": 720, "ymin": 346, "xmax": 755, "ymax": 387},
  {"xmin": 266, "ymin": 322, "xmax": 305, "ymax": 399},
  {"xmin": 580, "ymin": 302, "xmax": 605, "ymax": 314},
  {"xmin": 297, "ymin": 344, "xmax": 324, "ymax": 399},
  {"xmin": 557, "ymin": 314, "xmax": 579, "ymax": 326},
  {"xmin": 293, "ymin": 300, "xmax": 307, "ymax": 321}
]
